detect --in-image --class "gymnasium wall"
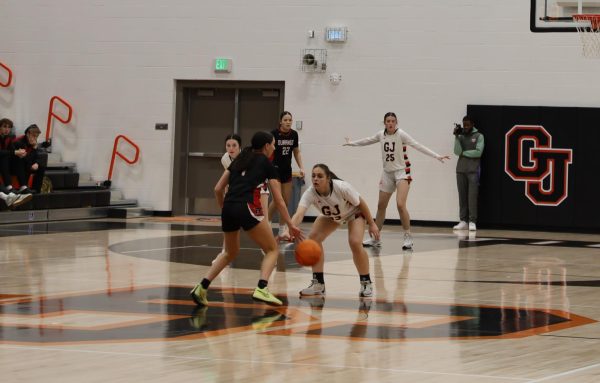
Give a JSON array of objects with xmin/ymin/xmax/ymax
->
[{"xmin": 1, "ymin": 0, "xmax": 598, "ymax": 218}]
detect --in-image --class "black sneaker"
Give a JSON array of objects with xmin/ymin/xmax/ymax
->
[{"xmin": 17, "ymin": 187, "xmax": 34, "ymax": 195}]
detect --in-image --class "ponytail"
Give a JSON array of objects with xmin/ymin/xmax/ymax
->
[{"xmin": 230, "ymin": 131, "xmax": 274, "ymax": 173}]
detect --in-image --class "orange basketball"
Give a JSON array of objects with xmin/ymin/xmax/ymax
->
[{"xmin": 294, "ymin": 239, "xmax": 322, "ymax": 266}]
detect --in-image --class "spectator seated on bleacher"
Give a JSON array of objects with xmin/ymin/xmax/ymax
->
[
  {"xmin": 0, "ymin": 118, "xmax": 32, "ymax": 209},
  {"xmin": 11, "ymin": 124, "xmax": 49, "ymax": 195}
]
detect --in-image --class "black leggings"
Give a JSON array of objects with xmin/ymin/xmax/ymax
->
[
  {"xmin": 0, "ymin": 151, "xmax": 11, "ymax": 190},
  {"xmin": 10, "ymin": 156, "xmax": 46, "ymax": 191}
]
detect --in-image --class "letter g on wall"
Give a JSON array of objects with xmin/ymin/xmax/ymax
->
[{"xmin": 505, "ymin": 125, "xmax": 573, "ymax": 206}]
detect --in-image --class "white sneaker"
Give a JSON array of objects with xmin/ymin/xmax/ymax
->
[
  {"xmin": 362, "ymin": 238, "xmax": 381, "ymax": 248},
  {"xmin": 2, "ymin": 192, "xmax": 18, "ymax": 207},
  {"xmin": 469, "ymin": 222, "xmax": 477, "ymax": 231},
  {"xmin": 11, "ymin": 193, "xmax": 32, "ymax": 209},
  {"xmin": 453, "ymin": 221, "xmax": 468, "ymax": 230},
  {"xmin": 299, "ymin": 279, "xmax": 325, "ymax": 296},
  {"xmin": 359, "ymin": 281, "xmax": 373, "ymax": 297},
  {"xmin": 402, "ymin": 233, "xmax": 413, "ymax": 250}
]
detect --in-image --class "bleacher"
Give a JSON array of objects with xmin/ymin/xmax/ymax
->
[{"xmin": 0, "ymin": 151, "xmax": 149, "ymax": 223}]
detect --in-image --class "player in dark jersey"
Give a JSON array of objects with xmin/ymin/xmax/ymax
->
[
  {"xmin": 267, "ymin": 111, "xmax": 305, "ymax": 238},
  {"xmin": 190, "ymin": 131, "xmax": 303, "ymax": 306}
]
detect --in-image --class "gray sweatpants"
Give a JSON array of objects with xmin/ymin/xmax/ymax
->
[{"xmin": 456, "ymin": 172, "xmax": 479, "ymax": 223}]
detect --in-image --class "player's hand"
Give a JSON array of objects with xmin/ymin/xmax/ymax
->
[
  {"xmin": 288, "ymin": 224, "xmax": 304, "ymax": 242},
  {"xmin": 437, "ymin": 155, "xmax": 451, "ymax": 163},
  {"xmin": 31, "ymin": 163, "xmax": 39, "ymax": 171},
  {"xmin": 15, "ymin": 149, "xmax": 26, "ymax": 158},
  {"xmin": 299, "ymin": 168, "xmax": 305, "ymax": 178},
  {"xmin": 368, "ymin": 222, "xmax": 380, "ymax": 240},
  {"xmin": 343, "ymin": 137, "xmax": 351, "ymax": 146}
]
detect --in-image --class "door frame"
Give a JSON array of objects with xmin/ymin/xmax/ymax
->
[{"xmin": 172, "ymin": 80, "xmax": 285, "ymax": 215}]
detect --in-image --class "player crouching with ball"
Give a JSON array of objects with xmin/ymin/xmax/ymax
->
[{"xmin": 285, "ymin": 163, "xmax": 380, "ymax": 298}]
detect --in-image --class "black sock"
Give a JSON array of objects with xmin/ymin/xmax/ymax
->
[
  {"xmin": 359, "ymin": 274, "xmax": 371, "ymax": 282},
  {"xmin": 313, "ymin": 272, "xmax": 325, "ymax": 284},
  {"xmin": 258, "ymin": 279, "xmax": 268, "ymax": 289},
  {"xmin": 200, "ymin": 278, "xmax": 211, "ymax": 289}
]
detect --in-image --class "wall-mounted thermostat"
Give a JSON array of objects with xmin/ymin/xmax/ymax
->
[{"xmin": 325, "ymin": 27, "xmax": 347, "ymax": 42}]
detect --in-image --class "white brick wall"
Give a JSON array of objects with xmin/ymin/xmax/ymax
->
[{"xmin": 1, "ymin": 0, "xmax": 598, "ymax": 219}]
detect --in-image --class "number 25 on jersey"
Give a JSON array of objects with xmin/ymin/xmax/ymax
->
[{"xmin": 384, "ymin": 141, "xmax": 395, "ymax": 162}]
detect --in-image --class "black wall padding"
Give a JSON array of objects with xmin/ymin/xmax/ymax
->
[{"xmin": 467, "ymin": 105, "xmax": 600, "ymax": 230}]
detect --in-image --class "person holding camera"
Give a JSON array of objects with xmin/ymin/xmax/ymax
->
[{"xmin": 453, "ymin": 115, "xmax": 484, "ymax": 231}]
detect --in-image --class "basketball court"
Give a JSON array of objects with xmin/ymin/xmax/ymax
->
[
  {"xmin": 2, "ymin": 1, "xmax": 600, "ymax": 382},
  {"xmin": 1, "ymin": 218, "xmax": 599, "ymax": 382}
]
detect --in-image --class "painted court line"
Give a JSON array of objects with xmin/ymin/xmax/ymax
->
[
  {"xmin": 528, "ymin": 361, "xmax": 600, "ymax": 382},
  {"xmin": 530, "ymin": 241, "xmax": 562, "ymax": 246}
]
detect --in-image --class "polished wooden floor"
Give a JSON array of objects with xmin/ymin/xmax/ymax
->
[{"xmin": 1, "ymin": 217, "xmax": 600, "ymax": 382}]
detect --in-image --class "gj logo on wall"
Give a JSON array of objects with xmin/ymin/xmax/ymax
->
[{"xmin": 505, "ymin": 125, "xmax": 573, "ymax": 206}]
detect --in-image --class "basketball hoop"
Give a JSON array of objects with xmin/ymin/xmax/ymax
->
[{"xmin": 573, "ymin": 14, "xmax": 600, "ymax": 58}]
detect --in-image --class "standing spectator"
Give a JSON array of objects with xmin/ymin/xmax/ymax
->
[
  {"xmin": 11, "ymin": 124, "xmax": 47, "ymax": 194},
  {"xmin": 452, "ymin": 115, "xmax": 484, "ymax": 232}
]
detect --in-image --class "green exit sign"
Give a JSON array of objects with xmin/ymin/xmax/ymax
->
[{"xmin": 214, "ymin": 58, "xmax": 232, "ymax": 73}]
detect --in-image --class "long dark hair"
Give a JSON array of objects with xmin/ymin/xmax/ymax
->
[
  {"xmin": 312, "ymin": 163, "xmax": 342, "ymax": 194},
  {"xmin": 279, "ymin": 110, "xmax": 293, "ymax": 122},
  {"xmin": 229, "ymin": 131, "xmax": 274, "ymax": 173},
  {"xmin": 224, "ymin": 133, "xmax": 242, "ymax": 146},
  {"xmin": 279, "ymin": 111, "xmax": 292, "ymax": 128}
]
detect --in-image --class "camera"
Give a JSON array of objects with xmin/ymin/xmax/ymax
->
[{"xmin": 453, "ymin": 123, "xmax": 463, "ymax": 136}]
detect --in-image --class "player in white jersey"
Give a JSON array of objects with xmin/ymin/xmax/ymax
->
[
  {"xmin": 344, "ymin": 112, "xmax": 449, "ymax": 250},
  {"xmin": 286, "ymin": 163, "xmax": 380, "ymax": 298}
]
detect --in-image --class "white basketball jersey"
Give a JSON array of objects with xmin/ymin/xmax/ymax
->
[
  {"xmin": 346, "ymin": 128, "xmax": 441, "ymax": 172},
  {"xmin": 298, "ymin": 179, "xmax": 360, "ymax": 222},
  {"xmin": 221, "ymin": 153, "xmax": 234, "ymax": 170}
]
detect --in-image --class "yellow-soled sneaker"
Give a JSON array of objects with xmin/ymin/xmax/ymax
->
[
  {"xmin": 190, "ymin": 283, "xmax": 208, "ymax": 306},
  {"xmin": 252, "ymin": 287, "xmax": 283, "ymax": 306},
  {"xmin": 251, "ymin": 312, "xmax": 285, "ymax": 330},
  {"xmin": 189, "ymin": 306, "xmax": 208, "ymax": 329}
]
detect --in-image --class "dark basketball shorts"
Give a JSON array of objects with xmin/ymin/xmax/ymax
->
[
  {"xmin": 221, "ymin": 201, "xmax": 265, "ymax": 232},
  {"xmin": 277, "ymin": 166, "xmax": 293, "ymax": 184}
]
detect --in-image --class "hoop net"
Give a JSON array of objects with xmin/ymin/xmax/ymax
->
[{"xmin": 573, "ymin": 14, "xmax": 600, "ymax": 58}]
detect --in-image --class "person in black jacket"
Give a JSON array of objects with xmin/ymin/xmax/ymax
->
[
  {"xmin": 11, "ymin": 124, "xmax": 47, "ymax": 194},
  {"xmin": 0, "ymin": 118, "xmax": 16, "ymax": 192},
  {"xmin": 0, "ymin": 118, "xmax": 32, "ymax": 208}
]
